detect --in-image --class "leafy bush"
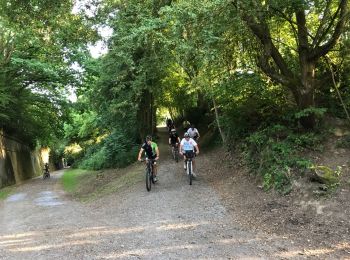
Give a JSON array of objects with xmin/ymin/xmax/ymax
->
[
  {"xmin": 242, "ymin": 124, "xmax": 323, "ymax": 193},
  {"xmin": 77, "ymin": 131, "xmax": 138, "ymax": 170}
]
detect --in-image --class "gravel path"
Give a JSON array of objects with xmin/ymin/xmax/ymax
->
[{"xmin": 0, "ymin": 131, "xmax": 291, "ymax": 259}]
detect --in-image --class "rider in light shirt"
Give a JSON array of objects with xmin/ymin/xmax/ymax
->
[
  {"xmin": 187, "ymin": 124, "xmax": 200, "ymax": 141},
  {"xmin": 180, "ymin": 132, "xmax": 199, "ymax": 177}
]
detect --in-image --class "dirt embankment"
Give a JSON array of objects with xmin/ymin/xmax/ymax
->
[{"xmin": 201, "ymin": 137, "xmax": 350, "ymax": 258}]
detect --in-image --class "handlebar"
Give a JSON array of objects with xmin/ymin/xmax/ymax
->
[{"xmin": 140, "ymin": 158, "xmax": 158, "ymax": 162}]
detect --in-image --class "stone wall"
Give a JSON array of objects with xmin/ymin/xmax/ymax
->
[{"xmin": 0, "ymin": 132, "xmax": 43, "ymax": 188}]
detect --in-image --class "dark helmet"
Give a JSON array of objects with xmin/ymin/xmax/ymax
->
[
  {"xmin": 184, "ymin": 132, "xmax": 189, "ymax": 137},
  {"xmin": 146, "ymin": 135, "xmax": 152, "ymax": 141}
]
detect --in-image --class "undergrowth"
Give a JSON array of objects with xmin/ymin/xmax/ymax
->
[{"xmin": 241, "ymin": 124, "xmax": 326, "ymax": 194}]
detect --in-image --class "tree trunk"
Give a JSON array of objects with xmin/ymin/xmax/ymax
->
[
  {"xmin": 296, "ymin": 61, "xmax": 316, "ymax": 129},
  {"xmin": 212, "ymin": 97, "xmax": 226, "ymax": 145},
  {"xmin": 137, "ymin": 90, "xmax": 154, "ymax": 140}
]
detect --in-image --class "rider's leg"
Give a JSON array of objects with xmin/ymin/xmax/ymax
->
[{"xmin": 153, "ymin": 163, "xmax": 157, "ymax": 176}]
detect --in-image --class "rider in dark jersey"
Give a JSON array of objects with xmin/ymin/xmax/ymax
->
[
  {"xmin": 138, "ymin": 135, "xmax": 159, "ymax": 182},
  {"xmin": 169, "ymin": 128, "xmax": 180, "ymax": 146}
]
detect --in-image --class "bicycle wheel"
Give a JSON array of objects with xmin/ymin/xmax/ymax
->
[
  {"xmin": 151, "ymin": 164, "xmax": 156, "ymax": 184},
  {"xmin": 43, "ymin": 171, "xmax": 49, "ymax": 179},
  {"xmin": 187, "ymin": 161, "xmax": 192, "ymax": 185},
  {"xmin": 151, "ymin": 172, "xmax": 155, "ymax": 184},
  {"xmin": 146, "ymin": 168, "xmax": 152, "ymax": 191},
  {"xmin": 175, "ymin": 149, "xmax": 179, "ymax": 162}
]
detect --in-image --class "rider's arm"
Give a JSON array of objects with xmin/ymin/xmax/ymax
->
[
  {"xmin": 155, "ymin": 146, "xmax": 160, "ymax": 160},
  {"xmin": 179, "ymin": 143, "xmax": 183, "ymax": 155},
  {"xmin": 168, "ymin": 137, "xmax": 171, "ymax": 145},
  {"xmin": 195, "ymin": 145, "xmax": 199, "ymax": 154},
  {"xmin": 138, "ymin": 148, "xmax": 144, "ymax": 161}
]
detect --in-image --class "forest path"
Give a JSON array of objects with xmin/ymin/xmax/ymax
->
[{"xmin": 0, "ymin": 128, "xmax": 291, "ymax": 259}]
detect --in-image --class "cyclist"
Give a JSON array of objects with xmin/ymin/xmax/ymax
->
[
  {"xmin": 180, "ymin": 132, "xmax": 199, "ymax": 177},
  {"xmin": 44, "ymin": 163, "xmax": 49, "ymax": 172},
  {"xmin": 43, "ymin": 162, "xmax": 50, "ymax": 178},
  {"xmin": 182, "ymin": 120, "xmax": 191, "ymax": 133},
  {"xmin": 166, "ymin": 118, "xmax": 174, "ymax": 132},
  {"xmin": 138, "ymin": 135, "xmax": 160, "ymax": 182},
  {"xmin": 169, "ymin": 128, "xmax": 181, "ymax": 154},
  {"xmin": 187, "ymin": 124, "xmax": 200, "ymax": 141}
]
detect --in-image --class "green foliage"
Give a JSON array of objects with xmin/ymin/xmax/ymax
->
[
  {"xmin": 74, "ymin": 130, "xmax": 139, "ymax": 170},
  {"xmin": 243, "ymin": 124, "xmax": 323, "ymax": 192},
  {"xmin": 215, "ymin": 72, "xmax": 291, "ymax": 142},
  {"xmin": 0, "ymin": 0, "xmax": 97, "ymax": 148},
  {"xmin": 294, "ymin": 107, "xmax": 327, "ymax": 126},
  {"xmin": 0, "ymin": 0, "xmax": 347, "ymax": 195},
  {"xmin": 336, "ymin": 135, "xmax": 350, "ymax": 149}
]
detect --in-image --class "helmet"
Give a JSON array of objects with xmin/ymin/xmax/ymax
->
[
  {"xmin": 146, "ymin": 135, "xmax": 152, "ymax": 141},
  {"xmin": 171, "ymin": 129, "xmax": 176, "ymax": 133},
  {"xmin": 184, "ymin": 132, "xmax": 189, "ymax": 137}
]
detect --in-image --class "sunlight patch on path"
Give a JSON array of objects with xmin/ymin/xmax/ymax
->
[
  {"xmin": 5, "ymin": 193, "xmax": 27, "ymax": 202},
  {"xmin": 8, "ymin": 240, "xmax": 97, "ymax": 252},
  {"xmin": 33, "ymin": 191, "xmax": 64, "ymax": 207}
]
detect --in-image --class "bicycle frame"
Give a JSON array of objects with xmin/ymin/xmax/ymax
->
[
  {"xmin": 171, "ymin": 143, "xmax": 179, "ymax": 162},
  {"xmin": 146, "ymin": 159, "xmax": 154, "ymax": 175},
  {"xmin": 43, "ymin": 169, "xmax": 50, "ymax": 179},
  {"xmin": 184, "ymin": 151, "xmax": 194, "ymax": 185}
]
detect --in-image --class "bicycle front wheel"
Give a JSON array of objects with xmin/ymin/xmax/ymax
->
[
  {"xmin": 146, "ymin": 168, "xmax": 152, "ymax": 191},
  {"xmin": 187, "ymin": 161, "xmax": 192, "ymax": 185}
]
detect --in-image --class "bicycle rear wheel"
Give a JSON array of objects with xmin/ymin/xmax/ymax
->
[
  {"xmin": 43, "ymin": 171, "xmax": 50, "ymax": 179},
  {"xmin": 146, "ymin": 168, "xmax": 152, "ymax": 191},
  {"xmin": 174, "ymin": 149, "xmax": 179, "ymax": 162}
]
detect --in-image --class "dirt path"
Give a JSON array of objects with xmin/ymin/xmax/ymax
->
[{"xmin": 1, "ymin": 129, "xmax": 297, "ymax": 259}]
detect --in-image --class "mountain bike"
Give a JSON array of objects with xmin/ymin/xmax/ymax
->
[
  {"xmin": 171, "ymin": 143, "xmax": 179, "ymax": 162},
  {"xmin": 184, "ymin": 151, "xmax": 195, "ymax": 185},
  {"xmin": 141, "ymin": 158, "xmax": 156, "ymax": 191},
  {"xmin": 43, "ymin": 168, "xmax": 50, "ymax": 179}
]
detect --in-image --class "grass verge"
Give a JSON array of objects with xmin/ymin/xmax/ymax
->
[
  {"xmin": 0, "ymin": 186, "xmax": 15, "ymax": 200},
  {"xmin": 61, "ymin": 164, "xmax": 144, "ymax": 202},
  {"xmin": 61, "ymin": 169, "xmax": 92, "ymax": 193},
  {"xmin": 79, "ymin": 166, "xmax": 144, "ymax": 202}
]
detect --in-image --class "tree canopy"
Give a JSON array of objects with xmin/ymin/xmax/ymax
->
[{"xmin": 1, "ymin": 0, "xmax": 350, "ymax": 190}]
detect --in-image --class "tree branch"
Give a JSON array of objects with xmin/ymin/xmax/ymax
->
[
  {"xmin": 309, "ymin": 0, "xmax": 349, "ymax": 61},
  {"xmin": 296, "ymin": 10, "xmax": 309, "ymax": 52},
  {"xmin": 256, "ymin": 54, "xmax": 290, "ymax": 86},
  {"xmin": 241, "ymin": 12, "xmax": 293, "ymax": 78},
  {"xmin": 311, "ymin": 0, "xmax": 332, "ymax": 48},
  {"xmin": 270, "ymin": 6, "xmax": 299, "ymax": 43}
]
